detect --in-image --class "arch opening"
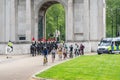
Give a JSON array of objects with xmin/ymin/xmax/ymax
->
[{"xmin": 38, "ymin": 1, "xmax": 65, "ymax": 42}]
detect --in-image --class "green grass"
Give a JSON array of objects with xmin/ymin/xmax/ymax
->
[{"xmin": 36, "ymin": 54, "xmax": 120, "ymax": 80}]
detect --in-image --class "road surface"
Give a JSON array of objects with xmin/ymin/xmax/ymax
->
[{"xmin": 0, "ymin": 54, "xmax": 66, "ymax": 80}]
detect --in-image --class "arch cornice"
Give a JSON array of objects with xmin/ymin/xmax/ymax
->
[{"xmin": 35, "ymin": 0, "xmax": 68, "ymax": 17}]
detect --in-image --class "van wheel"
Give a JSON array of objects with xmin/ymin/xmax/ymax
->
[
  {"xmin": 109, "ymin": 50, "xmax": 112, "ymax": 54},
  {"xmin": 98, "ymin": 53, "xmax": 102, "ymax": 55}
]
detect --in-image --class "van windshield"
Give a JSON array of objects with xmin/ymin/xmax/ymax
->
[{"xmin": 100, "ymin": 41, "xmax": 111, "ymax": 46}]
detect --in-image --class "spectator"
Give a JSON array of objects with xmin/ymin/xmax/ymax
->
[
  {"xmin": 57, "ymin": 47, "xmax": 63, "ymax": 60},
  {"xmin": 50, "ymin": 47, "xmax": 56, "ymax": 63},
  {"xmin": 69, "ymin": 45, "xmax": 73, "ymax": 58},
  {"xmin": 63, "ymin": 48, "xmax": 67, "ymax": 59},
  {"xmin": 42, "ymin": 47, "xmax": 48, "ymax": 64},
  {"xmin": 80, "ymin": 44, "xmax": 85, "ymax": 55}
]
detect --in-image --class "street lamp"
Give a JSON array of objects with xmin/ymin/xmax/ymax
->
[
  {"xmin": 56, "ymin": 15, "xmax": 58, "ymax": 31},
  {"xmin": 59, "ymin": 25, "xmax": 62, "ymax": 41},
  {"xmin": 54, "ymin": 15, "xmax": 59, "ymax": 42},
  {"xmin": 115, "ymin": 8, "xmax": 120, "ymax": 37},
  {"xmin": 116, "ymin": 8, "xmax": 118, "ymax": 37},
  {"xmin": 110, "ymin": 9, "xmax": 114, "ymax": 37}
]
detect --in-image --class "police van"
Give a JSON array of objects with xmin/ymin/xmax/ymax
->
[{"xmin": 97, "ymin": 37, "xmax": 120, "ymax": 54}]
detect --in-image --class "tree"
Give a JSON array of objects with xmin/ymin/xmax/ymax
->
[
  {"xmin": 106, "ymin": 0, "xmax": 120, "ymax": 37},
  {"xmin": 46, "ymin": 4, "xmax": 65, "ymax": 41}
]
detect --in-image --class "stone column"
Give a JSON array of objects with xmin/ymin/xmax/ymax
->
[
  {"xmin": 97, "ymin": 0, "xmax": 106, "ymax": 39},
  {"xmin": 66, "ymin": 0, "xmax": 74, "ymax": 42},
  {"xmin": 26, "ymin": 0, "xmax": 34, "ymax": 41},
  {"xmin": 0, "ymin": 0, "xmax": 5, "ymax": 42},
  {"xmin": 103, "ymin": 0, "xmax": 106, "ymax": 38},
  {"xmin": 34, "ymin": 13, "xmax": 38, "ymax": 41},
  {"xmin": 5, "ymin": 0, "xmax": 11, "ymax": 42},
  {"xmin": 83, "ymin": 0, "xmax": 90, "ymax": 41},
  {"xmin": 89, "ymin": 0, "xmax": 98, "ymax": 40},
  {"xmin": 73, "ymin": 0, "xmax": 84, "ymax": 41},
  {"xmin": 10, "ymin": 0, "xmax": 18, "ymax": 42},
  {"xmin": 5, "ymin": 0, "xmax": 18, "ymax": 42}
]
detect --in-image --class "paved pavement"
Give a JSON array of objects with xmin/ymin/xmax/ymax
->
[
  {"xmin": 0, "ymin": 54, "xmax": 70, "ymax": 80},
  {"xmin": 0, "ymin": 53, "xmax": 97, "ymax": 80}
]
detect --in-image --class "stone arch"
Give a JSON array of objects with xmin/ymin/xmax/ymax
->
[
  {"xmin": 34, "ymin": 0, "xmax": 68, "ymax": 41},
  {"xmin": 35, "ymin": 0, "xmax": 67, "ymax": 14}
]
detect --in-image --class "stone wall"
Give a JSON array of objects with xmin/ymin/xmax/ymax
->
[{"xmin": 0, "ymin": 44, "xmax": 31, "ymax": 55}]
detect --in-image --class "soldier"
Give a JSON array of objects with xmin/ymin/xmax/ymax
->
[
  {"xmin": 36, "ymin": 41, "xmax": 41, "ymax": 55},
  {"xmin": 30, "ymin": 42, "xmax": 36, "ymax": 56}
]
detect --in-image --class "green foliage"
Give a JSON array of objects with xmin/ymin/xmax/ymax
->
[
  {"xmin": 36, "ymin": 55, "xmax": 120, "ymax": 80},
  {"xmin": 106, "ymin": 0, "xmax": 120, "ymax": 37},
  {"xmin": 46, "ymin": 4, "xmax": 65, "ymax": 41}
]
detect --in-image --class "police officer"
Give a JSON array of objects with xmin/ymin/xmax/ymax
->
[{"xmin": 8, "ymin": 40, "xmax": 13, "ymax": 51}]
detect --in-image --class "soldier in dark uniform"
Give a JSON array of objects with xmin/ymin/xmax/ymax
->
[
  {"xmin": 36, "ymin": 41, "xmax": 41, "ymax": 55},
  {"xmin": 30, "ymin": 43, "xmax": 36, "ymax": 56}
]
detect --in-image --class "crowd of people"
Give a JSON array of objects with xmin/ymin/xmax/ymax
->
[
  {"xmin": 6, "ymin": 40, "xmax": 85, "ymax": 63},
  {"xmin": 6, "ymin": 40, "xmax": 85, "ymax": 62},
  {"xmin": 30, "ymin": 41, "xmax": 58, "ymax": 56},
  {"xmin": 30, "ymin": 41, "xmax": 85, "ymax": 65}
]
